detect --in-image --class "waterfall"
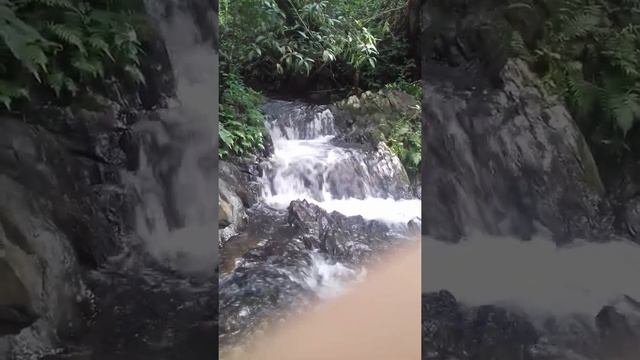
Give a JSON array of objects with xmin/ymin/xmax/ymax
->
[
  {"xmin": 132, "ymin": 0, "xmax": 218, "ymax": 272},
  {"xmin": 219, "ymin": 99, "xmax": 420, "ymax": 347},
  {"xmin": 259, "ymin": 100, "xmax": 421, "ymax": 225}
]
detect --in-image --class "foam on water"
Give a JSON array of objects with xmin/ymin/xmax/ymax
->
[
  {"xmin": 260, "ymin": 103, "xmax": 420, "ymax": 225},
  {"xmin": 265, "ymin": 194, "xmax": 421, "ymax": 224},
  {"xmin": 298, "ymin": 252, "xmax": 366, "ymax": 299},
  {"xmin": 255, "ymin": 101, "xmax": 420, "ymax": 300},
  {"xmin": 423, "ymin": 232, "xmax": 640, "ymax": 317}
]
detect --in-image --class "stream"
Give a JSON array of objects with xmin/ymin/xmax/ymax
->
[{"xmin": 219, "ymin": 99, "xmax": 421, "ymax": 349}]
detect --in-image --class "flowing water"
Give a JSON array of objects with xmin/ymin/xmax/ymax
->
[
  {"xmin": 423, "ymin": 232, "xmax": 640, "ymax": 358},
  {"xmin": 423, "ymin": 233, "xmax": 640, "ymax": 317},
  {"xmin": 219, "ymin": 100, "xmax": 421, "ymax": 348},
  {"xmin": 260, "ymin": 100, "xmax": 421, "ymax": 225},
  {"xmin": 44, "ymin": 1, "xmax": 218, "ymax": 359}
]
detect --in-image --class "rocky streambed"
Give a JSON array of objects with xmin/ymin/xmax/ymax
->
[{"xmin": 218, "ymin": 94, "xmax": 422, "ymax": 350}]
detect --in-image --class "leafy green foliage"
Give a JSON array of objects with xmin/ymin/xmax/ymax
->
[
  {"xmin": 382, "ymin": 82, "xmax": 422, "ymax": 177},
  {"xmin": 0, "ymin": 0, "xmax": 145, "ymax": 110},
  {"xmin": 219, "ymin": 0, "xmax": 418, "ymax": 164},
  {"xmin": 219, "ymin": 72, "xmax": 266, "ymax": 158},
  {"xmin": 384, "ymin": 78, "xmax": 422, "ymax": 100},
  {"xmin": 220, "ymin": 0, "xmax": 412, "ymax": 89},
  {"xmin": 337, "ymin": 87, "xmax": 422, "ymax": 178},
  {"xmin": 385, "ymin": 103, "xmax": 421, "ymax": 178},
  {"xmin": 512, "ymin": 0, "xmax": 640, "ymax": 146}
]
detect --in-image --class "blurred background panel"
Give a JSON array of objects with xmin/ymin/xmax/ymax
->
[
  {"xmin": 420, "ymin": 1, "xmax": 640, "ymax": 359},
  {"xmin": 0, "ymin": 0, "xmax": 218, "ymax": 358}
]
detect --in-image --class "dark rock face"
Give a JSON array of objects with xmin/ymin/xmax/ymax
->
[
  {"xmin": 330, "ymin": 90, "xmax": 419, "ymax": 149},
  {"xmin": 5, "ymin": 107, "xmax": 137, "ymax": 266},
  {"xmin": 0, "ymin": 103, "xmax": 140, "ymax": 358},
  {"xmin": 218, "ymin": 160, "xmax": 263, "ymax": 246},
  {"xmin": 418, "ymin": 0, "xmax": 544, "ymax": 90},
  {"xmin": 45, "ymin": 254, "xmax": 217, "ymax": 360},
  {"xmin": 419, "ymin": 0, "xmax": 611, "ymax": 243},
  {"xmin": 595, "ymin": 304, "xmax": 640, "ymax": 358},
  {"xmin": 602, "ymin": 158, "xmax": 640, "ymax": 244},
  {"xmin": 423, "ymin": 291, "xmax": 538, "ymax": 360},
  {"xmin": 422, "ymin": 59, "xmax": 609, "ymax": 242},
  {"xmin": 418, "ymin": 1, "xmax": 640, "ymax": 360},
  {"xmin": 219, "ymin": 200, "xmax": 398, "ymax": 347},
  {"xmin": 423, "ymin": 291, "xmax": 640, "ymax": 360}
]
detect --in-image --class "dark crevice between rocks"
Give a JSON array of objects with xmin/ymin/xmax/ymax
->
[{"xmin": 0, "ymin": 306, "xmax": 38, "ymax": 337}]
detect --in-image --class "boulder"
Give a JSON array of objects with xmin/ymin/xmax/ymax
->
[
  {"xmin": 0, "ymin": 102, "xmax": 138, "ymax": 358},
  {"xmin": 421, "ymin": 59, "xmax": 609, "ymax": 243},
  {"xmin": 220, "ymin": 200, "xmax": 400, "ymax": 346},
  {"xmin": 422, "ymin": 291, "xmax": 539, "ymax": 360},
  {"xmin": 418, "ymin": 0, "xmax": 611, "ymax": 242},
  {"xmin": 330, "ymin": 89, "xmax": 420, "ymax": 150},
  {"xmin": 218, "ymin": 160, "xmax": 262, "ymax": 247}
]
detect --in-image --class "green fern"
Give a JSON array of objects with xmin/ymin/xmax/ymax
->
[
  {"xmin": 87, "ymin": 35, "xmax": 114, "ymax": 60},
  {"xmin": 0, "ymin": 4, "xmax": 51, "ymax": 79},
  {"xmin": 48, "ymin": 23, "xmax": 86, "ymax": 54},
  {"xmin": 0, "ymin": 0, "xmax": 146, "ymax": 109},
  {"xmin": 515, "ymin": 0, "xmax": 640, "ymax": 142},
  {"xmin": 0, "ymin": 80, "xmax": 29, "ymax": 110},
  {"xmin": 18, "ymin": 0, "xmax": 76, "ymax": 9},
  {"xmin": 72, "ymin": 56, "xmax": 104, "ymax": 78}
]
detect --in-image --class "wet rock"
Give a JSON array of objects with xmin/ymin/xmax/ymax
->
[
  {"xmin": 0, "ymin": 256, "xmax": 37, "ymax": 336},
  {"xmin": 0, "ymin": 101, "xmax": 139, "ymax": 358},
  {"xmin": 595, "ymin": 305, "xmax": 640, "ymax": 358},
  {"xmin": 418, "ymin": 0, "xmax": 610, "ymax": 243},
  {"xmin": 220, "ymin": 200, "xmax": 399, "ymax": 346},
  {"xmin": 218, "ymin": 161, "xmax": 257, "ymax": 246},
  {"xmin": 261, "ymin": 99, "xmax": 414, "ymax": 200},
  {"xmin": 423, "ymin": 291, "xmax": 539, "ymax": 360},
  {"xmin": 262, "ymin": 100, "xmax": 337, "ymax": 140},
  {"xmin": 620, "ymin": 197, "xmax": 640, "ymax": 244},
  {"xmin": 288, "ymin": 200, "xmax": 392, "ymax": 263},
  {"xmin": 0, "ymin": 176, "xmax": 84, "ymax": 359},
  {"xmin": 330, "ymin": 89, "xmax": 419, "ymax": 150},
  {"xmin": 422, "ymin": 291, "xmax": 465, "ymax": 358},
  {"xmin": 421, "ymin": 59, "xmax": 609, "ymax": 243},
  {"xmin": 138, "ymin": 25, "xmax": 176, "ymax": 110}
]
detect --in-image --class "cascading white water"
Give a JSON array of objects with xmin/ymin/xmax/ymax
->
[
  {"xmin": 423, "ymin": 233, "xmax": 640, "ymax": 320},
  {"xmin": 260, "ymin": 100, "xmax": 421, "ymax": 225},
  {"xmin": 131, "ymin": 0, "xmax": 218, "ymax": 273},
  {"xmin": 256, "ymin": 100, "xmax": 420, "ymax": 297}
]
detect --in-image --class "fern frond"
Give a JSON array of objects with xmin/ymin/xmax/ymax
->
[
  {"xmin": 557, "ymin": 8, "xmax": 602, "ymax": 40},
  {"xmin": 510, "ymin": 31, "xmax": 532, "ymax": 60},
  {"xmin": 72, "ymin": 56, "xmax": 104, "ymax": 78},
  {"xmin": 47, "ymin": 23, "xmax": 86, "ymax": 54},
  {"xmin": 86, "ymin": 35, "xmax": 113, "ymax": 61},
  {"xmin": 46, "ymin": 70, "xmax": 64, "ymax": 96},
  {"xmin": 124, "ymin": 65, "xmax": 146, "ymax": 84},
  {"xmin": 601, "ymin": 28, "xmax": 639, "ymax": 76},
  {"xmin": 608, "ymin": 91, "xmax": 640, "ymax": 135},
  {"xmin": 563, "ymin": 64, "xmax": 599, "ymax": 118},
  {"xmin": 64, "ymin": 76, "xmax": 77, "ymax": 95},
  {"xmin": 599, "ymin": 74, "xmax": 640, "ymax": 134},
  {"xmin": 0, "ymin": 80, "xmax": 29, "ymax": 110},
  {"xmin": 18, "ymin": 0, "xmax": 76, "ymax": 11}
]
